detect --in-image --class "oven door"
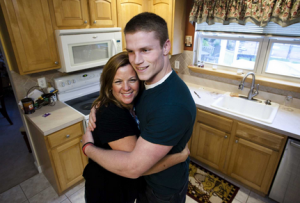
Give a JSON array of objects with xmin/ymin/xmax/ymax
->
[{"xmin": 58, "ymin": 32, "xmax": 122, "ymax": 72}]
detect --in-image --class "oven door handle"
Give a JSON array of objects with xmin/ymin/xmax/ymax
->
[{"xmin": 112, "ymin": 39, "xmax": 117, "ymax": 56}]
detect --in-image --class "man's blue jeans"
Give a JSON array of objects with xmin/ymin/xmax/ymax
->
[{"xmin": 136, "ymin": 179, "xmax": 189, "ymax": 203}]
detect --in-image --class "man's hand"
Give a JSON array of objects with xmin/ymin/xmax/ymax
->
[
  {"xmin": 180, "ymin": 144, "xmax": 190, "ymax": 162},
  {"xmin": 88, "ymin": 106, "xmax": 97, "ymax": 131},
  {"xmin": 82, "ymin": 128, "xmax": 94, "ymax": 145}
]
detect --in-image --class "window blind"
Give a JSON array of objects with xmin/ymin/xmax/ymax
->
[{"xmin": 196, "ymin": 22, "xmax": 300, "ymax": 37}]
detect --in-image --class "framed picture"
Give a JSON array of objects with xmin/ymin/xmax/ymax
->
[{"xmin": 185, "ymin": 35, "xmax": 192, "ymax": 47}]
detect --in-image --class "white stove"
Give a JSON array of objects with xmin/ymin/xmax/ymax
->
[{"xmin": 54, "ymin": 68, "xmax": 103, "ymax": 130}]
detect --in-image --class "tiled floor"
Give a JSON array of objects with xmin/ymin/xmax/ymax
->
[{"xmin": 0, "ymin": 161, "xmax": 278, "ymax": 203}]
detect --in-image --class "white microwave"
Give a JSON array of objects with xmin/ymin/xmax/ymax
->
[{"xmin": 55, "ymin": 28, "xmax": 122, "ymax": 73}]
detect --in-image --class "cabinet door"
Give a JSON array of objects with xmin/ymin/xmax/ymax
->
[
  {"xmin": 117, "ymin": 0, "xmax": 147, "ymax": 50},
  {"xmin": 51, "ymin": 0, "xmax": 89, "ymax": 27},
  {"xmin": 228, "ymin": 138, "xmax": 279, "ymax": 194},
  {"xmin": 191, "ymin": 122, "xmax": 230, "ymax": 172},
  {"xmin": 89, "ymin": 0, "xmax": 117, "ymax": 27},
  {"xmin": 1, "ymin": 0, "xmax": 60, "ymax": 74},
  {"xmin": 150, "ymin": 0, "xmax": 172, "ymax": 48},
  {"xmin": 51, "ymin": 137, "xmax": 86, "ymax": 191}
]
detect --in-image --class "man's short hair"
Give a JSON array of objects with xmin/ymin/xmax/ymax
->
[{"xmin": 124, "ymin": 12, "xmax": 169, "ymax": 48}]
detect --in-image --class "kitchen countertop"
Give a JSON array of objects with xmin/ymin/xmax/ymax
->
[
  {"xmin": 26, "ymin": 101, "xmax": 84, "ymax": 136},
  {"xmin": 25, "ymin": 82, "xmax": 300, "ymax": 139},
  {"xmin": 186, "ymin": 82, "xmax": 300, "ymax": 139}
]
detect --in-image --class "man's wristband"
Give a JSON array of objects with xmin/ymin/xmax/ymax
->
[{"xmin": 82, "ymin": 142, "xmax": 94, "ymax": 156}]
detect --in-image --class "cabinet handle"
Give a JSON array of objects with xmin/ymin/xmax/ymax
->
[
  {"xmin": 66, "ymin": 134, "xmax": 70, "ymax": 138},
  {"xmin": 55, "ymin": 61, "xmax": 58, "ymax": 65},
  {"xmin": 84, "ymin": 20, "xmax": 87, "ymax": 24},
  {"xmin": 235, "ymin": 140, "xmax": 239, "ymax": 143},
  {"xmin": 80, "ymin": 140, "xmax": 82, "ymax": 143},
  {"xmin": 224, "ymin": 135, "xmax": 228, "ymax": 139},
  {"xmin": 93, "ymin": 20, "xmax": 97, "ymax": 24}
]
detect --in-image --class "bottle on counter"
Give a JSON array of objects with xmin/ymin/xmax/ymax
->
[{"xmin": 197, "ymin": 60, "xmax": 204, "ymax": 68}]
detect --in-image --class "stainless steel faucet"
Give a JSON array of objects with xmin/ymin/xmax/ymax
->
[{"xmin": 238, "ymin": 72, "xmax": 259, "ymax": 100}]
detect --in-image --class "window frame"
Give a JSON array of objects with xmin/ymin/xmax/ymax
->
[{"xmin": 194, "ymin": 31, "xmax": 300, "ymax": 83}]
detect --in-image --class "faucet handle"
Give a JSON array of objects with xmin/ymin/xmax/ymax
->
[
  {"xmin": 238, "ymin": 83, "xmax": 244, "ymax": 90},
  {"xmin": 256, "ymin": 84, "xmax": 259, "ymax": 91}
]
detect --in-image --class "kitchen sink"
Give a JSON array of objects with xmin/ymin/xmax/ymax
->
[{"xmin": 211, "ymin": 93, "xmax": 279, "ymax": 124}]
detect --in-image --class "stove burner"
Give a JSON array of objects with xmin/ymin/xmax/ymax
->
[{"xmin": 81, "ymin": 103, "xmax": 93, "ymax": 110}]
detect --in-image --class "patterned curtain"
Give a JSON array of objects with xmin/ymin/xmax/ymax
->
[{"xmin": 189, "ymin": 0, "xmax": 300, "ymax": 27}]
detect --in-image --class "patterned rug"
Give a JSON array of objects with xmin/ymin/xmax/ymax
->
[{"xmin": 187, "ymin": 161, "xmax": 239, "ymax": 203}]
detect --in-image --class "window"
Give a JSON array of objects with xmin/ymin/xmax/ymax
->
[{"xmin": 194, "ymin": 22, "xmax": 300, "ymax": 82}]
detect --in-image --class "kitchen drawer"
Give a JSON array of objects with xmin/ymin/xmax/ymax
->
[
  {"xmin": 47, "ymin": 122, "xmax": 84, "ymax": 148},
  {"xmin": 235, "ymin": 122, "xmax": 285, "ymax": 151},
  {"xmin": 197, "ymin": 109, "xmax": 233, "ymax": 133}
]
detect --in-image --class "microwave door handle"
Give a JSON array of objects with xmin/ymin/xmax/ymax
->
[{"xmin": 112, "ymin": 39, "xmax": 117, "ymax": 56}]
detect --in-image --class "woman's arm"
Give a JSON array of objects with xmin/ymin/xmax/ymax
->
[{"xmin": 142, "ymin": 144, "xmax": 190, "ymax": 176}]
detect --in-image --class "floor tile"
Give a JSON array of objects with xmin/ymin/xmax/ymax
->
[
  {"xmin": 0, "ymin": 185, "xmax": 27, "ymax": 203},
  {"xmin": 247, "ymin": 191, "xmax": 277, "ymax": 203},
  {"xmin": 64, "ymin": 181, "xmax": 85, "ymax": 198},
  {"xmin": 20, "ymin": 173, "xmax": 51, "ymax": 199},
  {"xmin": 235, "ymin": 186, "xmax": 251, "ymax": 203},
  {"xmin": 186, "ymin": 195, "xmax": 198, "ymax": 203},
  {"xmin": 68, "ymin": 187, "xmax": 85, "ymax": 203},
  {"xmin": 28, "ymin": 186, "xmax": 67, "ymax": 203},
  {"xmin": 233, "ymin": 199, "xmax": 242, "ymax": 203},
  {"xmin": 60, "ymin": 199, "xmax": 71, "ymax": 203}
]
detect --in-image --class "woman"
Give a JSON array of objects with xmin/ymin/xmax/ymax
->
[{"xmin": 83, "ymin": 52, "xmax": 188, "ymax": 203}]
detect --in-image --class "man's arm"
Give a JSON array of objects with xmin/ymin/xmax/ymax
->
[{"xmin": 84, "ymin": 134, "xmax": 172, "ymax": 179}]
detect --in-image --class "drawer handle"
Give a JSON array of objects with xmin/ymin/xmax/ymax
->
[
  {"xmin": 66, "ymin": 134, "xmax": 70, "ymax": 138},
  {"xmin": 235, "ymin": 140, "xmax": 239, "ymax": 143},
  {"xmin": 224, "ymin": 135, "xmax": 228, "ymax": 139}
]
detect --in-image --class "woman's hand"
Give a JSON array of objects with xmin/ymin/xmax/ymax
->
[
  {"xmin": 82, "ymin": 127, "xmax": 94, "ymax": 145},
  {"xmin": 88, "ymin": 105, "xmax": 97, "ymax": 131}
]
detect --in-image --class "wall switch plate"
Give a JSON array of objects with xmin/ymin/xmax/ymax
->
[
  {"xmin": 37, "ymin": 77, "xmax": 47, "ymax": 88},
  {"xmin": 175, "ymin": 61, "xmax": 180, "ymax": 69}
]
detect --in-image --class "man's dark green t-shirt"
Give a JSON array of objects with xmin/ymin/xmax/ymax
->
[{"xmin": 135, "ymin": 71, "xmax": 196, "ymax": 195}]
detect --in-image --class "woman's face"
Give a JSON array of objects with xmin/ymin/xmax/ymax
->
[{"xmin": 112, "ymin": 64, "xmax": 139, "ymax": 108}]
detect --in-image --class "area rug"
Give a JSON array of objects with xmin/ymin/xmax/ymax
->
[{"xmin": 188, "ymin": 161, "xmax": 239, "ymax": 203}]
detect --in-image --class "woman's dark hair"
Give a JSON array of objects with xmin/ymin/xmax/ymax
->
[{"xmin": 92, "ymin": 52, "xmax": 142, "ymax": 110}]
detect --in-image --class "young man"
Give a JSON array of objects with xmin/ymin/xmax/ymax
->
[{"xmin": 83, "ymin": 12, "xmax": 196, "ymax": 203}]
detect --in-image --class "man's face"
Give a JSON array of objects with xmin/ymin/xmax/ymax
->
[{"xmin": 125, "ymin": 31, "xmax": 169, "ymax": 85}]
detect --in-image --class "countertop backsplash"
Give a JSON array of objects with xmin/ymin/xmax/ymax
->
[{"xmin": 170, "ymin": 50, "xmax": 300, "ymax": 100}]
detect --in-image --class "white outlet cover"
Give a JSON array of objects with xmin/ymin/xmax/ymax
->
[
  {"xmin": 175, "ymin": 61, "xmax": 180, "ymax": 69},
  {"xmin": 37, "ymin": 77, "xmax": 47, "ymax": 88}
]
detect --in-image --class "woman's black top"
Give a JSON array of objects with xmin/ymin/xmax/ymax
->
[{"xmin": 83, "ymin": 102, "xmax": 144, "ymax": 203}]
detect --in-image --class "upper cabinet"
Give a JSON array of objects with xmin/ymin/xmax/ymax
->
[
  {"xmin": 49, "ymin": 0, "xmax": 117, "ymax": 28},
  {"xmin": 116, "ymin": 0, "xmax": 147, "ymax": 50},
  {"xmin": 149, "ymin": 0, "xmax": 186, "ymax": 55},
  {"xmin": 116, "ymin": 0, "xmax": 186, "ymax": 55},
  {"xmin": 0, "ymin": 0, "xmax": 60, "ymax": 75}
]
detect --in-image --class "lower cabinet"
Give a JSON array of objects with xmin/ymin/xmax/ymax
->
[
  {"xmin": 28, "ymin": 120, "xmax": 87, "ymax": 194},
  {"xmin": 190, "ymin": 109, "xmax": 287, "ymax": 194},
  {"xmin": 191, "ymin": 122, "xmax": 230, "ymax": 172}
]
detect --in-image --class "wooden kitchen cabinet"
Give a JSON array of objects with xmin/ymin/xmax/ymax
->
[
  {"xmin": 116, "ymin": 0, "xmax": 186, "ymax": 55},
  {"xmin": 116, "ymin": 0, "xmax": 147, "ymax": 50},
  {"xmin": 191, "ymin": 123, "xmax": 230, "ymax": 172},
  {"xmin": 191, "ymin": 109, "xmax": 233, "ymax": 172},
  {"xmin": 0, "ymin": 0, "xmax": 60, "ymax": 74},
  {"xmin": 149, "ymin": 0, "xmax": 186, "ymax": 55},
  {"xmin": 227, "ymin": 122, "xmax": 286, "ymax": 194},
  {"xmin": 190, "ymin": 109, "xmax": 287, "ymax": 194},
  {"xmin": 27, "ymin": 120, "xmax": 87, "ymax": 194},
  {"xmin": 49, "ymin": 0, "xmax": 117, "ymax": 28}
]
